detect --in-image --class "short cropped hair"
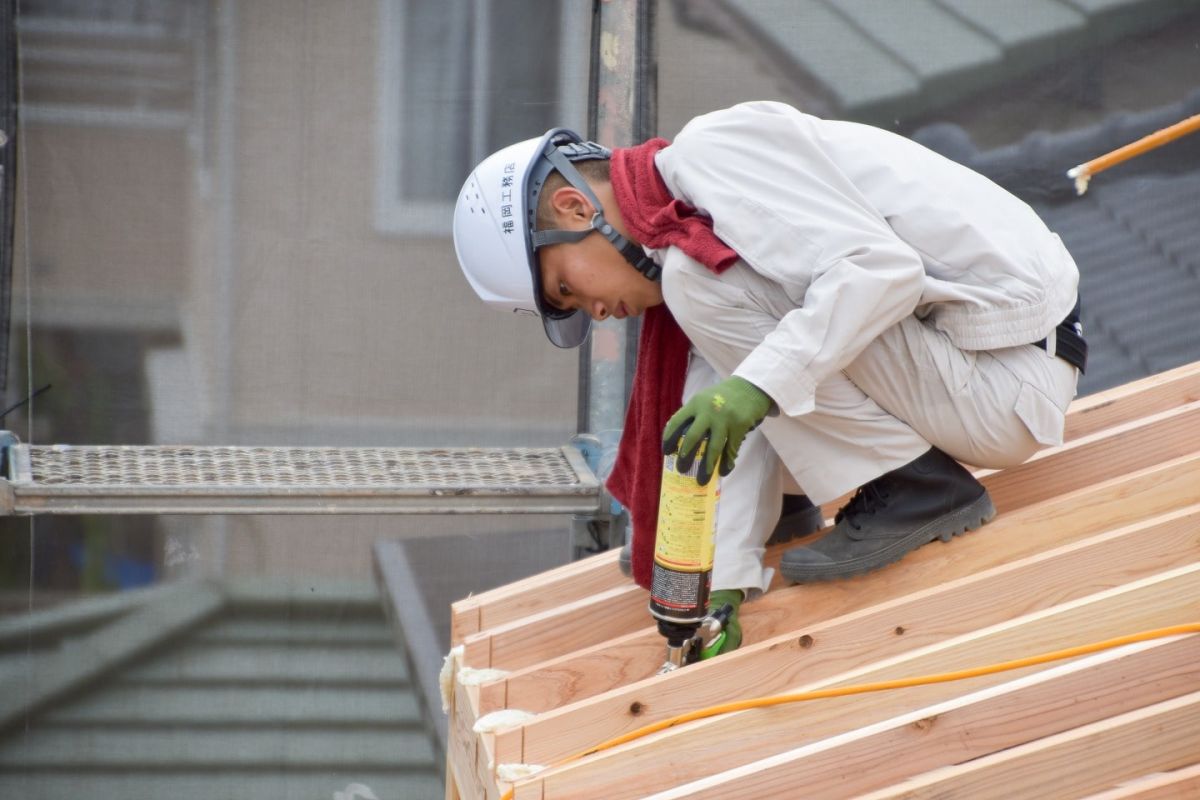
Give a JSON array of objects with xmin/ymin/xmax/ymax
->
[{"xmin": 535, "ymin": 159, "xmax": 612, "ymax": 233}]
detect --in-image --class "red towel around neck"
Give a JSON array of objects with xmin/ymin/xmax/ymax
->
[{"xmin": 605, "ymin": 138, "xmax": 739, "ymax": 589}]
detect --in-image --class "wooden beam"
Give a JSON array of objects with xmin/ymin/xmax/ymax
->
[
  {"xmin": 634, "ymin": 634, "xmax": 1200, "ymax": 799},
  {"xmin": 450, "ymin": 370, "xmax": 1200, "ymax": 654},
  {"xmin": 446, "ymin": 677, "xmax": 500, "ymax": 800},
  {"xmin": 488, "ymin": 452, "xmax": 1200, "ymax": 715},
  {"xmin": 444, "ymin": 760, "xmax": 461, "ymax": 800},
  {"xmin": 476, "ymin": 626, "xmax": 663, "ymax": 718},
  {"xmin": 459, "ymin": 584, "xmax": 647, "ymax": 671},
  {"xmin": 514, "ymin": 564, "xmax": 1200, "ymax": 798},
  {"xmin": 448, "ymin": 362, "xmax": 1200, "ymax": 799},
  {"xmin": 1078, "ymin": 762, "xmax": 1200, "ymax": 800},
  {"xmin": 468, "ymin": 399, "xmax": 1200, "ymax": 670},
  {"xmin": 855, "ymin": 690, "xmax": 1200, "ymax": 800},
  {"xmin": 983, "ymin": 400, "xmax": 1200, "ymax": 513},
  {"xmin": 450, "ymin": 549, "xmax": 625, "ymax": 646},
  {"xmin": 500, "ymin": 520, "xmax": 1200, "ymax": 795},
  {"xmin": 1065, "ymin": 360, "xmax": 1200, "ymax": 441},
  {"xmin": 462, "ymin": 398, "xmax": 1200, "ymax": 678}
]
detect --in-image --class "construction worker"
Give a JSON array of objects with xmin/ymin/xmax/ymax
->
[{"xmin": 452, "ymin": 101, "xmax": 1085, "ymax": 655}]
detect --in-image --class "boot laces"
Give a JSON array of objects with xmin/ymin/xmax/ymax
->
[{"xmin": 835, "ymin": 481, "xmax": 890, "ymax": 531}]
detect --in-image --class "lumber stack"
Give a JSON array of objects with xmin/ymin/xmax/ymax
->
[{"xmin": 444, "ymin": 362, "xmax": 1200, "ymax": 800}]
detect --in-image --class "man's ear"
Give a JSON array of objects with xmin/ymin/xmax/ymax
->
[{"xmin": 548, "ymin": 186, "xmax": 594, "ymax": 228}]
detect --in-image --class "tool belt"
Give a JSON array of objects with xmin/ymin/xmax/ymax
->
[{"xmin": 1033, "ymin": 298, "xmax": 1087, "ymax": 374}]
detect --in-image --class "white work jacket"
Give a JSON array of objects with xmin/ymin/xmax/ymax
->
[{"xmin": 651, "ymin": 101, "xmax": 1080, "ymax": 419}]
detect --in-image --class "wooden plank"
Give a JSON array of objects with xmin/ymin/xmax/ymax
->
[
  {"xmin": 468, "ymin": 399, "xmax": 1200, "ymax": 678},
  {"xmin": 855, "ymin": 690, "xmax": 1200, "ymax": 800},
  {"xmin": 490, "ymin": 452, "xmax": 1200, "ymax": 715},
  {"xmin": 464, "ymin": 395, "xmax": 1200, "ymax": 667},
  {"xmin": 459, "ymin": 584, "xmax": 647, "ymax": 672},
  {"xmin": 1064, "ymin": 360, "xmax": 1200, "ymax": 440},
  {"xmin": 515, "ymin": 565, "xmax": 1200, "ymax": 798},
  {"xmin": 1079, "ymin": 763, "xmax": 1200, "ymax": 799},
  {"xmin": 793, "ymin": 401, "xmax": 1200, "ymax": 577},
  {"xmin": 477, "ymin": 626, "xmax": 664, "ymax": 718},
  {"xmin": 452, "ymin": 604, "xmax": 483, "ymax": 645},
  {"xmin": 984, "ymin": 400, "xmax": 1200, "ymax": 513},
  {"xmin": 458, "ymin": 363, "xmax": 1200, "ymax": 798},
  {"xmin": 635, "ymin": 634, "xmax": 1200, "ymax": 799},
  {"xmin": 501, "ymin": 515, "xmax": 1200, "ymax": 792},
  {"xmin": 450, "ymin": 549, "xmax": 625, "ymax": 646},
  {"xmin": 446, "ymin": 678, "xmax": 496, "ymax": 800},
  {"xmin": 450, "ymin": 364, "xmax": 1200, "ymax": 647},
  {"xmin": 477, "ymin": 728, "xmax": 501, "ymax": 800}
]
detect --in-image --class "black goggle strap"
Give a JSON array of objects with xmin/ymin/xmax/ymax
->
[{"xmin": 537, "ymin": 145, "xmax": 662, "ymax": 283}]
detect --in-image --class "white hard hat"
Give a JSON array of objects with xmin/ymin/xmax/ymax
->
[{"xmin": 453, "ymin": 128, "xmax": 658, "ymax": 349}]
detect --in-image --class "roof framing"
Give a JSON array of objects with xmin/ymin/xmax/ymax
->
[{"xmin": 443, "ymin": 360, "xmax": 1200, "ymax": 799}]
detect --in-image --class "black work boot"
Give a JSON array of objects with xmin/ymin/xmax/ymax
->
[
  {"xmin": 619, "ymin": 494, "xmax": 825, "ymax": 577},
  {"xmin": 779, "ymin": 447, "xmax": 995, "ymax": 583},
  {"xmin": 766, "ymin": 494, "xmax": 826, "ymax": 545}
]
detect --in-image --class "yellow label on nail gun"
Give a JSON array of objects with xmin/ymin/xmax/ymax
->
[{"xmin": 654, "ymin": 445, "xmax": 719, "ymax": 574}]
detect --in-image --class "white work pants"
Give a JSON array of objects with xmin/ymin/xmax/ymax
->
[{"xmin": 665, "ymin": 265, "xmax": 1080, "ymax": 597}]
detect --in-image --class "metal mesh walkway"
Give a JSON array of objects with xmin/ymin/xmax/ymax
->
[{"xmin": 0, "ymin": 444, "xmax": 601, "ymax": 515}]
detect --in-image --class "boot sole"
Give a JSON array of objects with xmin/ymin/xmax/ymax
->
[{"xmin": 780, "ymin": 491, "xmax": 997, "ymax": 584}]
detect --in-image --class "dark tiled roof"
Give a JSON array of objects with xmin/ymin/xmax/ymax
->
[
  {"xmin": 915, "ymin": 90, "xmax": 1200, "ymax": 394},
  {"xmin": 691, "ymin": 0, "xmax": 1197, "ymax": 122}
]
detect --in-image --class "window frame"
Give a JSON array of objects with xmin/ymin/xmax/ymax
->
[{"xmin": 374, "ymin": 0, "xmax": 590, "ymax": 237}]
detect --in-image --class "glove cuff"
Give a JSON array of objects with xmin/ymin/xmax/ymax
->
[
  {"xmin": 727, "ymin": 377, "xmax": 772, "ymax": 419},
  {"xmin": 708, "ymin": 588, "xmax": 745, "ymax": 610}
]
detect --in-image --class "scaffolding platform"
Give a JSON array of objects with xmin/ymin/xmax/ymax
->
[{"xmin": 0, "ymin": 442, "xmax": 602, "ymax": 516}]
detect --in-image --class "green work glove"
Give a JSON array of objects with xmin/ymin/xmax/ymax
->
[
  {"xmin": 662, "ymin": 376, "xmax": 772, "ymax": 486},
  {"xmin": 701, "ymin": 589, "xmax": 744, "ymax": 658}
]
